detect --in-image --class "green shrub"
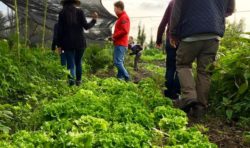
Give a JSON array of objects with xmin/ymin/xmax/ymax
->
[
  {"xmin": 84, "ymin": 44, "xmax": 113, "ymax": 73},
  {"xmin": 210, "ymin": 43, "xmax": 250, "ymax": 121}
]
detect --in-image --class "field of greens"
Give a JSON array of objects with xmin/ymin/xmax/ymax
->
[
  {"xmin": 0, "ymin": 40, "xmax": 217, "ymax": 147},
  {"xmin": 0, "ymin": 21, "xmax": 250, "ymax": 147}
]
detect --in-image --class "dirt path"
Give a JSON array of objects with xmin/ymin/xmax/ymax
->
[{"xmin": 189, "ymin": 116, "xmax": 250, "ymax": 148}]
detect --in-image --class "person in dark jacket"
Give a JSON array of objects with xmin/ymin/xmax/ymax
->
[
  {"xmin": 51, "ymin": 23, "xmax": 66, "ymax": 66},
  {"xmin": 169, "ymin": 0, "xmax": 235, "ymax": 117},
  {"xmin": 128, "ymin": 36, "xmax": 143, "ymax": 71},
  {"xmin": 57, "ymin": 0, "xmax": 98, "ymax": 86},
  {"xmin": 156, "ymin": 0, "xmax": 180, "ymax": 100},
  {"xmin": 112, "ymin": 1, "xmax": 130, "ymax": 81}
]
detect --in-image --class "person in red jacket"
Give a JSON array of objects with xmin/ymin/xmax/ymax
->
[{"xmin": 112, "ymin": 1, "xmax": 130, "ymax": 81}]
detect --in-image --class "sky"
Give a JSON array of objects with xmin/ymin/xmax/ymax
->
[
  {"xmin": 103, "ymin": 0, "xmax": 250, "ymax": 41},
  {"xmin": 0, "ymin": 0, "xmax": 249, "ymax": 42}
]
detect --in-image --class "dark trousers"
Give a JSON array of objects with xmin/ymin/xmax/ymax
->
[
  {"xmin": 165, "ymin": 40, "xmax": 181, "ymax": 99},
  {"xmin": 64, "ymin": 49, "xmax": 84, "ymax": 81},
  {"xmin": 60, "ymin": 52, "xmax": 67, "ymax": 66},
  {"xmin": 134, "ymin": 52, "xmax": 141, "ymax": 71}
]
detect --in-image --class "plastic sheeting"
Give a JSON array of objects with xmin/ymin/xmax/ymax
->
[{"xmin": 1, "ymin": 0, "xmax": 116, "ymax": 40}]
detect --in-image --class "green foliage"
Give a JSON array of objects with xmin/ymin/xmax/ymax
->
[
  {"xmin": 210, "ymin": 21, "xmax": 250, "ymax": 123},
  {"xmin": 0, "ymin": 42, "xmax": 75, "ymax": 132},
  {"xmin": 0, "ymin": 47, "xmax": 69, "ymax": 105},
  {"xmin": 0, "ymin": 75, "xmax": 215, "ymax": 147},
  {"xmin": 153, "ymin": 106, "xmax": 186, "ymax": 125},
  {"xmin": 0, "ymin": 106, "xmax": 12, "ymax": 133},
  {"xmin": 0, "ymin": 40, "xmax": 215, "ymax": 147},
  {"xmin": 141, "ymin": 49, "xmax": 165, "ymax": 62},
  {"xmin": 243, "ymin": 131, "xmax": 250, "ymax": 145},
  {"xmin": 84, "ymin": 44, "xmax": 113, "ymax": 73},
  {"xmin": 220, "ymin": 20, "xmax": 246, "ymax": 52},
  {"xmin": 211, "ymin": 46, "xmax": 250, "ymax": 120},
  {"xmin": 166, "ymin": 128, "xmax": 217, "ymax": 147}
]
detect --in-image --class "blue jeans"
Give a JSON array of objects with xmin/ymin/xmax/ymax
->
[
  {"xmin": 64, "ymin": 49, "xmax": 84, "ymax": 81},
  {"xmin": 165, "ymin": 40, "xmax": 181, "ymax": 99},
  {"xmin": 60, "ymin": 52, "xmax": 67, "ymax": 66},
  {"xmin": 114, "ymin": 46, "xmax": 130, "ymax": 80}
]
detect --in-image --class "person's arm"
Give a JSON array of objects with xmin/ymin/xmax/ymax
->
[
  {"xmin": 169, "ymin": 0, "xmax": 183, "ymax": 47},
  {"xmin": 51, "ymin": 24, "xmax": 58, "ymax": 51},
  {"xmin": 113, "ymin": 17, "xmax": 130, "ymax": 40},
  {"xmin": 51, "ymin": 39, "xmax": 56, "ymax": 51},
  {"xmin": 57, "ymin": 13, "xmax": 63, "ymax": 48},
  {"xmin": 156, "ymin": 1, "xmax": 173, "ymax": 45},
  {"xmin": 79, "ymin": 10, "xmax": 97, "ymax": 30},
  {"xmin": 225, "ymin": 0, "xmax": 235, "ymax": 17}
]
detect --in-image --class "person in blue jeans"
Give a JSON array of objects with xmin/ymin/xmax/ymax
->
[
  {"xmin": 112, "ymin": 1, "xmax": 130, "ymax": 81},
  {"xmin": 57, "ymin": 0, "xmax": 98, "ymax": 86},
  {"xmin": 64, "ymin": 49, "xmax": 84, "ymax": 85},
  {"xmin": 156, "ymin": 0, "xmax": 180, "ymax": 100},
  {"xmin": 114, "ymin": 46, "xmax": 130, "ymax": 81}
]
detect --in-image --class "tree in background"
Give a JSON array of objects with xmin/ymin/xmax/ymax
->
[
  {"xmin": 148, "ymin": 34, "xmax": 154, "ymax": 49},
  {"xmin": 0, "ymin": 7, "xmax": 52, "ymax": 49},
  {"xmin": 137, "ymin": 23, "xmax": 146, "ymax": 46},
  {"xmin": 0, "ymin": 12, "xmax": 7, "ymax": 34},
  {"xmin": 148, "ymin": 28, "xmax": 156, "ymax": 49}
]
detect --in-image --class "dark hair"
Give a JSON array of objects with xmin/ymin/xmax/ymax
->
[
  {"xmin": 61, "ymin": 0, "xmax": 80, "ymax": 6},
  {"xmin": 114, "ymin": 1, "xmax": 124, "ymax": 11},
  {"xmin": 61, "ymin": 4, "xmax": 78, "ymax": 25}
]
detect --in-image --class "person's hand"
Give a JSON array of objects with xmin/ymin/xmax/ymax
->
[
  {"xmin": 107, "ymin": 36, "xmax": 114, "ymax": 42},
  {"xmin": 57, "ymin": 47, "xmax": 62, "ymax": 54},
  {"xmin": 92, "ymin": 12, "xmax": 98, "ymax": 20},
  {"xmin": 170, "ymin": 37, "xmax": 179, "ymax": 48},
  {"xmin": 156, "ymin": 44, "xmax": 162, "ymax": 49}
]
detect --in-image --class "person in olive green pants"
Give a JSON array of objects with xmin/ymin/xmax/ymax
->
[{"xmin": 169, "ymin": 0, "xmax": 235, "ymax": 117}]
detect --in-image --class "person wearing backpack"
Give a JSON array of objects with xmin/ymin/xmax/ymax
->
[
  {"xmin": 169, "ymin": 0, "xmax": 235, "ymax": 118},
  {"xmin": 57, "ymin": 0, "xmax": 98, "ymax": 86}
]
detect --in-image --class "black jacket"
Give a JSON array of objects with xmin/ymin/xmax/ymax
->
[
  {"xmin": 57, "ymin": 7, "xmax": 96, "ymax": 50},
  {"xmin": 51, "ymin": 23, "xmax": 58, "ymax": 51},
  {"xmin": 128, "ymin": 44, "xmax": 143, "ymax": 55}
]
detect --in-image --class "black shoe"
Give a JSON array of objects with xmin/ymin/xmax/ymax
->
[
  {"xmin": 68, "ymin": 79, "xmax": 75, "ymax": 86},
  {"xmin": 164, "ymin": 90, "xmax": 171, "ymax": 98},
  {"xmin": 76, "ymin": 80, "xmax": 82, "ymax": 86},
  {"xmin": 125, "ymin": 77, "xmax": 131, "ymax": 82},
  {"xmin": 174, "ymin": 98, "xmax": 199, "ymax": 113},
  {"xmin": 164, "ymin": 90, "xmax": 179, "ymax": 100},
  {"xmin": 189, "ymin": 103, "xmax": 206, "ymax": 119}
]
